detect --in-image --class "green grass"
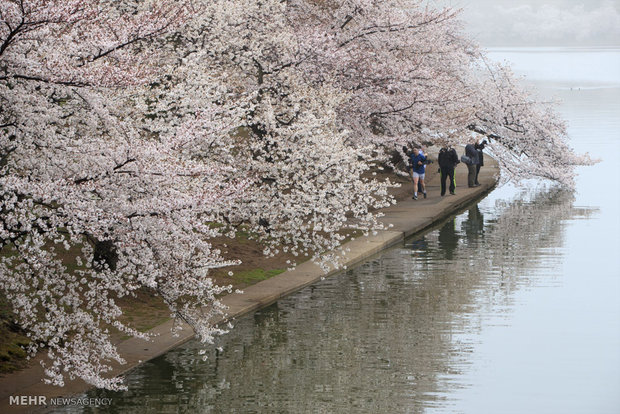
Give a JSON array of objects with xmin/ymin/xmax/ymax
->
[
  {"xmin": 233, "ymin": 268, "xmax": 286, "ymax": 284},
  {"xmin": 0, "ymin": 294, "xmax": 30, "ymax": 373},
  {"xmin": 0, "ymin": 339, "xmax": 29, "ymax": 373}
]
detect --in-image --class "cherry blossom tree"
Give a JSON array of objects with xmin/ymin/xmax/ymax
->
[
  {"xmin": 0, "ymin": 0, "xmax": 595, "ymax": 392},
  {"xmin": 0, "ymin": 0, "xmax": 395, "ymax": 390},
  {"xmin": 289, "ymin": 0, "xmax": 472, "ymax": 144},
  {"xmin": 0, "ymin": 0, "xmax": 252, "ymax": 390},
  {"xmin": 286, "ymin": 0, "xmax": 594, "ymax": 185},
  {"xmin": 462, "ymin": 59, "xmax": 595, "ymax": 186},
  {"xmin": 145, "ymin": 0, "xmax": 396, "ymax": 266}
]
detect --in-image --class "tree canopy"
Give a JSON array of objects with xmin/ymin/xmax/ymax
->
[{"xmin": 0, "ymin": 0, "xmax": 592, "ymax": 389}]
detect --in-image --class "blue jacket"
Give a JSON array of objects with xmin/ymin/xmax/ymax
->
[{"xmin": 410, "ymin": 153, "xmax": 427, "ymax": 174}]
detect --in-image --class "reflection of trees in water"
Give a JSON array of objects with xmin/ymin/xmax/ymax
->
[
  {"xmin": 85, "ymin": 188, "xmax": 597, "ymax": 413},
  {"xmin": 484, "ymin": 188, "xmax": 596, "ymax": 277}
]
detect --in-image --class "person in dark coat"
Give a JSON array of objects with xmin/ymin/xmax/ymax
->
[
  {"xmin": 437, "ymin": 145, "xmax": 459, "ymax": 196},
  {"xmin": 474, "ymin": 139, "xmax": 488, "ymax": 186},
  {"xmin": 464, "ymin": 141, "xmax": 480, "ymax": 187}
]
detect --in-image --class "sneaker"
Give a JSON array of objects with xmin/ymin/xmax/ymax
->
[
  {"xmin": 413, "ymin": 194, "xmax": 418, "ymax": 200},
  {"xmin": 450, "ymin": 191, "xmax": 456, "ymax": 195},
  {"xmin": 423, "ymin": 192, "xmax": 427, "ymax": 199}
]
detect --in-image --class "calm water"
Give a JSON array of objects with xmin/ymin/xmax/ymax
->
[{"xmin": 58, "ymin": 49, "xmax": 620, "ymax": 413}]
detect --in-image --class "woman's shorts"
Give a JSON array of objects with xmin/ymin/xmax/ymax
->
[{"xmin": 412, "ymin": 172, "xmax": 425, "ymax": 179}]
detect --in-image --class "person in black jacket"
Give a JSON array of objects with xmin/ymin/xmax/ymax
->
[
  {"xmin": 438, "ymin": 145, "xmax": 459, "ymax": 196},
  {"xmin": 474, "ymin": 139, "xmax": 488, "ymax": 186},
  {"xmin": 464, "ymin": 141, "xmax": 480, "ymax": 187}
]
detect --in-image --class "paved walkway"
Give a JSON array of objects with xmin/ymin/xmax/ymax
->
[{"xmin": 0, "ymin": 154, "xmax": 499, "ymax": 413}]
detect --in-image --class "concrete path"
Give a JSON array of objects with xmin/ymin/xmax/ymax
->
[{"xmin": 0, "ymin": 154, "xmax": 499, "ymax": 413}]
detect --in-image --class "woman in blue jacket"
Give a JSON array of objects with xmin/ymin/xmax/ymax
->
[{"xmin": 409, "ymin": 148, "xmax": 427, "ymax": 200}]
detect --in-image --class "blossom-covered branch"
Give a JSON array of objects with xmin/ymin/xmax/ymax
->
[{"xmin": 0, "ymin": 0, "xmax": 247, "ymax": 390}]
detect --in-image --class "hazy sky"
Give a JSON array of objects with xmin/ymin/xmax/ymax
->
[{"xmin": 430, "ymin": 0, "xmax": 620, "ymax": 46}]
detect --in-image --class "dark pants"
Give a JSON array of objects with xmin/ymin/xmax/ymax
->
[
  {"xmin": 475, "ymin": 164, "xmax": 481, "ymax": 185},
  {"xmin": 440, "ymin": 166, "xmax": 455, "ymax": 195},
  {"xmin": 467, "ymin": 164, "xmax": 477, "ymax": 187}
]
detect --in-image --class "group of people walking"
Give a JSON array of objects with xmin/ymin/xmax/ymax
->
[{"xmin": 405, "ymin": 139, "xmax": 488, "ymax": 200}]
